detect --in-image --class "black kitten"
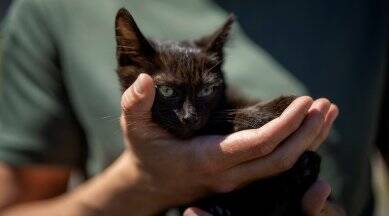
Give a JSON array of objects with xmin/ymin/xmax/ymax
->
[{"xmin": 115, "ymin": 8, "xmax": 321, "ymax": 216}]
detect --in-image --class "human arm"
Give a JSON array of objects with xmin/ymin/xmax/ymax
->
[
  {"xmin": 0, "ymin": 164, "xmax": 71, "ymax": 212},
  {"xmin": 1, "ymin": 1, "xmax": 338, "ymax": 215},
  {"xmin": 1, "ymin": 73, "xmax": 335, "ymax": 215},
  {"xmin": 0, "ymin": 154, "xmax": 177, "ymax": 216}
]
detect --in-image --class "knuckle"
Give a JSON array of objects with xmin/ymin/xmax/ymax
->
[{"xmin": 121, "ymin": 86, "xmax": 140, "ymax": 112}]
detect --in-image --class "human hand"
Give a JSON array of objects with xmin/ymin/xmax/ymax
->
[
  {"xmin": 302, "ymin": 180, "xmax": 347, "ymax": 216},
  {"xmin": 183, "ymin": 180, "xmax": 346, "ymax": 216},
  {"xmin": 118, "ymin": 73, "xmax": 337, "ymax": 215}
]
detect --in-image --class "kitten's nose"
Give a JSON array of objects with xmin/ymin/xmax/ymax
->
[
  {"xmin": 181, "ymin": 100, "xmax": 199, "ymax": 125},
  {"xmin": 181, "ymin": 113, "xmax": 198, "ymax": 125}
]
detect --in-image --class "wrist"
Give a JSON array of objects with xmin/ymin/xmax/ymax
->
[
  {"xmin": 68, "ymin": 153, "xmax": 168, "ymax": 216},
  {"xmin": 117, "ymin": 152, "xmax": 174, "ymax": 214}
]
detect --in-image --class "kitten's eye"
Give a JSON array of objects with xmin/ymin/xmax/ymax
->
[
  {"xmin": 198, "ymin": 86, "xmax": 214, "ymax": 97},
  {"xmin": 158, "ymin": 85, "xmax": 175, "ymax": 97}
]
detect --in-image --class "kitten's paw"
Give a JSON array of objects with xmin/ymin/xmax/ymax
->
[
  {"xmin": 231, "ymin": 95, "xmax": 298, "ymax": 131},
  {"xmin": 266, "ymin": 95, "xmax": 297, "ymax": 115}
]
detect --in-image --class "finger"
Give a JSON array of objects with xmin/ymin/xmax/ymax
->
[
  {"xmin": 121, "ymin": 73, "xmax": 155, "ymax": 116},
  {"xmin": 183, "ymin": 207, "xmax": 213, "ymax": 216},
  {"xmin": 310, "ymin": 104, "xmax": 339, "ymax": 150},
  {"xmin": 226, "ymin": 99, "xmax": 327, "ymax": 186},
  {"xmin": 120, "ymin": 73, "xmax": 161, "ymax": 137},
  {"xmin": 201, "ymin": 96, "xmax": 313, "ymax": 170},
  {"xmin": 308, "ymin": 99, "xmax": 331, "ymax": 123},
  {"xmin": 302, "ymin": 180, "xmax": 332, "ymax": 216}
]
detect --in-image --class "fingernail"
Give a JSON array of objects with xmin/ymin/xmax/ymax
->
[{"xmin": 134, "ymin": 73, "xmax": 147, "ymax": 95}]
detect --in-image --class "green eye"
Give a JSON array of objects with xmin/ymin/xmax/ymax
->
[
  {"xmin": 198, "ymin": 86, "xmax": 214, "ymax": 97},
  {"xmin": 158, "ymin": 85, "xmax": 175, "ymax": 97}
]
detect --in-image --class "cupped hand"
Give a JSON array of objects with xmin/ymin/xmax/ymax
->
[
  {"xmin": 184, "ymin": 180, "xmax": 346, "ymax": 216},
  {"xmin": 119, "ymin": 73, "xmax": 338, "ymax": 215}
]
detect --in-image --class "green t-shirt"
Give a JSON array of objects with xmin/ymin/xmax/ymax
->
[{"xmin": 0, "ymin": 0, "xmax": 305, "ymax": 174}]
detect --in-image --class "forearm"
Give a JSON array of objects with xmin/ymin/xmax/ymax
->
[{"xmin": 1, "ymin": 154, "xmax": 166, "ymax": 216}]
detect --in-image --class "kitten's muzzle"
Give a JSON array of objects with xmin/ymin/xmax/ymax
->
[{"xmin": 180, "ymin": 113, "xmax": 199, "ymax": 126}]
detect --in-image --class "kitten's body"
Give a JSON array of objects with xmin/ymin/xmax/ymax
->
[{"xmin": 115, "ymin": 8, "xmax": 320, "ymax": 216}]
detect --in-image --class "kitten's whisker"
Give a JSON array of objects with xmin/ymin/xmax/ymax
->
[
  {"xmin": 100, "ymin": 116, "xmax": 122, "ymax": 123},
  {"xmin": 203, "ymin": 60, "xmax": 223, "ymax": 74}
]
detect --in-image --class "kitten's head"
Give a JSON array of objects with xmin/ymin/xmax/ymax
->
[{"xmin": 115, "ymin": 8, "xmax": 234, "ymax": 138}]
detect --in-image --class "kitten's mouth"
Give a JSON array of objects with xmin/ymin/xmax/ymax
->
[
  {"xmin": 152, "ymin": 113, "xmax": 207, "ymax": 139},
  {"xmin": 175, "ymin": 129, "xmax": 196, "ymax": 139},
  {"xmin": 167, "ymin": 122, "xmax": 204, "ymax": 139}
]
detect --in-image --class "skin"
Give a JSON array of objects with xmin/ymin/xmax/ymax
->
[{"xmin": 0, "ymin": 74, "xmax": 344, "ymax": 216}]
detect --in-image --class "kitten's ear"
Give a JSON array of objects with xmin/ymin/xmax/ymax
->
[
  {"xmin": 195, "ymin": 14, "xmax": 235, "ymax": 60},
  {"xmin": 115, "ymin": 8, "xmax": 155, "ymax": 66}
]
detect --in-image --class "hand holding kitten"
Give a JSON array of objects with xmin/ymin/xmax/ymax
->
[
  {"xmin": 184, "ymin": 180, "xmax": 346, "ymax": 216},
  {"xmin": 117, "ymin": 74, "xmax": 340, "ymax": 215}
]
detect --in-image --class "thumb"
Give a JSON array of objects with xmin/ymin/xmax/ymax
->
[
  {"xmin": 120, "ymin": 73, "xmax": 155, "ymax": 135},
  {"xmin": 121, "ymin": 73, "xmax": 155, "ymax": 114}
]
